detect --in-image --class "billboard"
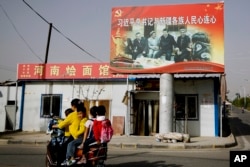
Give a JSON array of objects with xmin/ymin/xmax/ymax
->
[
  {"xmin": 110, "ymin": 2, "xmax": 224, "ymax": 74},
  {"xmin": 17, "ymin": 63, "xmax": 127, "ymax": 80}
]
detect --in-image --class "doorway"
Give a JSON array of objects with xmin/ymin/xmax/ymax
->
[{"xmin": 130, "ymin": 91, "xmax": 159, "ymax": 136}]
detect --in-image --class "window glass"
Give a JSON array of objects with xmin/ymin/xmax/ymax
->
[
  {"xmin": 187, "ymin": 96, "xmax": 198, "ymax": 119},
  {"xmin": 175, "ymin": 94, "xmax": 198, "ymax": 120},
  {"xmin": 41, "ymin": 94, "xmax": 62, "ymax": 118}
]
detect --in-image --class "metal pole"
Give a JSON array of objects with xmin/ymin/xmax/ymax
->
[
  {"xmin": 185, "ymin": 97, "xmax": 188, "ymax": 134},
  {"xmin": 244, "ymin": 87, "xmax": 246, "ymax": 108},
  {"xmin": 126, "ymin": 75, "xmax": 129, "ymax": 135},
  {"xmin": 45, "ymin": 23, "xmax": 52, "ymax": 64},
  {"xmin": 14, "ymin": 81, "xmax": 18, "ymax": 130},
  {"xmin": 72, "ymin": 79, "xmax": 75, "ymax": 98},
  {"xmin": 241, "ymin": 86, "xmax": 246, "ymax": 108},
  {"xmin": 220, "ymin": 97, "xmax": 222, "ymax": 137}
]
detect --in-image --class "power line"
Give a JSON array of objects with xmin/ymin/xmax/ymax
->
[
  {"xmin": 52, "ymin": 25, "xmax": 103, "ymax": 62},
  {"xmin": 23, "ymin": 0, "xmax": 103, "ymax": 62},
  {"xmin": 0, "ymin": 3, "xmax": 43, "ymax": 62},
  {"xmin": 22, "ymin": 0, "xmax": 50, "ymax": 25}
]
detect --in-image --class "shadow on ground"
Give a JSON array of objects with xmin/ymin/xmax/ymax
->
[
  {"xmin": 222, "ymin": 117, "xmax": 231, "ymax": 137},
  {"xmin": 228, "ymin": 117, "xmax": 250, "ymax": 137}
]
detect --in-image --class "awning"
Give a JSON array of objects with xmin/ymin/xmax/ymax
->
[
  {"xmin": 128, "ymin": 74, "xmax": 161, "ymax": 80},
  {"xmin": 174, "ymin": 74, "xmax": 220, "ymax": 78},
  {"xmin": 128, "ymin": 74, "xmax": 220, "ymax": 80},
  {"xmin": 225, "ymin": 101, "xmax": 231, "ymax": 105}
]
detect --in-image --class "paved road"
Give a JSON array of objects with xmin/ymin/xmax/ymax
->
[
  {"xmin": 0, "ymin": 144, "xmax": 231, "ymax": 167},
  {"xmin": 0, "ymin": 106, "xmax": 249, "ymax": 167},
  {"xmin": 107, "ymin": 149, "xmax": 230, "ymax": 167},
  {"xmin": 229, "ymin": 106, "xmax": 250, "ymax": 150},
  {"xmin": 0, "ymin": 144, "xmax": 46, "ymax": 167}
]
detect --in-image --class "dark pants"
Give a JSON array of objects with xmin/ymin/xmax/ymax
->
[
  {"xmin": 174, "ymin": 50, "xmax": 192, "ymax": 62},
  {"xmin": 57, "ymin": 136, "xmax": 73, "ymax": 166},
  {"xmin": 155, "ymin": 50, "xmax": 172, "ymax": 60},
  {"xmin": 83, "ymin": 137, "xmax": 96, "ymax": 154}
]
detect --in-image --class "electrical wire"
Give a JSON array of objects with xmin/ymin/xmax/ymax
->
[
  {"xmin": 23, "ymin": 0, "xmax": 103, "ymax": 62},
  {"xmin": 0, "ymin": 3, "xmax": 43, "ymax": 62}
]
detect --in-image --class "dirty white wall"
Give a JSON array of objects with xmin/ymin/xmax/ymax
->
[
  {"xmin": 22, "ymin": 83, "xmax": 47, "ymax": 131},
  {"xmin": 3, "ymin": 79, "xmax": 217, "ymax": 137},
  {"xmin": 22, "ymin": 81, "xmax": 129, "ymax": 132},
  {"xmin": 0, "ymin": 85, "xmax": 22, "ymax": 132},
  {"xmin": 0, "ymin": 87, "xmax": 7, "ymax": 132},
  {"xmin": 174, "ymin": 79, "xmax": 215, "ymax": 136}
]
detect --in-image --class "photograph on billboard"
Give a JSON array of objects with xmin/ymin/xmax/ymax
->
[{"xmin": 110, "ymin": 2, "xmax": 224, "ymax": 74}]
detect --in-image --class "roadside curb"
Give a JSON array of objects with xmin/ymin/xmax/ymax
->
[
  {"xmin": 224, "ymin": 133, "xmax": 237, "ymax": 148},
  {"xmin": 0, "ymin": 132, "xmax": 237, "ymax": 150},
  {"xmin": 1, "ymin": 138, "xmax": 236, "ymax": 150},
  {"xmin": 9, "ymin": 139, "xmax": 49, "ymax": 145},
  {"xmin": 0, "ymin": 139, "xmax": 8, "ymax": 145}
]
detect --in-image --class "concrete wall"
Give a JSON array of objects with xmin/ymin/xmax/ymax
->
[
  {"xmin": 22, "ymin": 81, "xmax": 129, "ymax": 132},
  {"xmin": 22, "ymin": 83, "xmax": 48, "ymax": 131},
  {"xmin": 1, "ymin": 78, "xmax": 218, "ymax": 137},
  {"xmin": 0, "ymin": 87, "xmax": 7, "ymax": 132},
  {"xmin": 174, "ymin": 79, "xmax": 216, "ymax": 136},
  {"xmin": 0, "ymin": 85, "xmax": 22, "ymax": 132}
]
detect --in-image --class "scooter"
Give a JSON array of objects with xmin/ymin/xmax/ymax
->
[
  {"xmin": 45, "ymin": 119, "xmax": 108, "ymax": 167},
  {"xmin": 75, "ymin": 142, "xmax": 107, "ymax": 167}
]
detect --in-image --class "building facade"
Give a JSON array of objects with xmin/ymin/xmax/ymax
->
[{"xmin": 0, "ymin": 73, "xmax": 222, "ymax": 137}]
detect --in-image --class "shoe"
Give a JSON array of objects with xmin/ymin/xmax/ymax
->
[
  {"xmin": 77, "ymin": 158, "xmax": 86, "ymax": 165},
  {"xmin": 46, "ymin": 129, "xmax": 53, "ymax": 135},
  {"xmin": 77, "ymin": 144, "xmax": 83, "ymax": 149},
  {"xmin": 66, "ymin": 159, "xmax": 76, "ymax": 166},
  {"xmin": 61, "ymin": 160, "xmax": 67, "ymax": 166}
]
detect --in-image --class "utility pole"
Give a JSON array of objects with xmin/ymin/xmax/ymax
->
[
  {"xmin": 45, "ymin": 23, "xmax": 53, "ymax": 64},
  {"xmin": 241, "ymin": 86, "xmax": 246, "ymax": 109},
  {"xmin": 243, "ymin": 87, "xmax": 246, "ymax": 108}
]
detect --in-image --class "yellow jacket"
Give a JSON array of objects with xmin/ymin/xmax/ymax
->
[
  {"xmin": 57, "ymin": 119, "xmax": 70, "ymax": 137},
  {"xmin": 75, "ymin": 117, "xmax": 88, "ymax": 138},
  {"xmin": 58, "ymin": 111, "xmax": 80, "ymax": 139}
]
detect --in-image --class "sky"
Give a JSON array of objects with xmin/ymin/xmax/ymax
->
[{"xmin": 0, "ymin": 0, "xmax": 249, "ymax": 100}]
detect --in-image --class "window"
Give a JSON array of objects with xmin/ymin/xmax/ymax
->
[
  {"xmin": 7, "ymin": 100, "xmax": 16, "ymax": 105},
  {"xmin": 41, "ymin": 94, "xmax": 62, "ymax": 118},
  {"xmin": 175, "ymin": 94, "xmax": 198, "ymax": 120}
]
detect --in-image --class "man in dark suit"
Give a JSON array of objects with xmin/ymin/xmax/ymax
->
[
  {"xmin": 155, "ymin": 28, "xmax": 177, "ymax": 61},
  {"xmin": 132, "ymin": 32, "xmax": 148, "ymax": 60},
  {"xmin": 174, "ymin": 28, "xmax": 192, "ymax": 62}
]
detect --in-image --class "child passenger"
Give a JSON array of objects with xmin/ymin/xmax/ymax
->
[
  {"xmin": 77, "ymin": 106, "xmax": 98, "ymax": 165},
  {"xmin": 47, "ymin": 108, "xmax": 73, "ymax": 165},
  {"xmin": 52, "ymin": 98, "xmax": 83, "ymax": 166},
  {"xmin": 47, "ymin": 108, "xmax": 73, "ymax": 136},
  {"xmin": 93, "ymin": 105, "xmax": 110, "ymax": 144},
  {"xmin": 62, "ymin": 103, "xmax": 88, "ymax": 166}
]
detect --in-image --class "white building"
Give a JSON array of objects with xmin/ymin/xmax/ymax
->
[{"xmin": 0, "ymin": 69, "xmax": 223, "ymax": 137}]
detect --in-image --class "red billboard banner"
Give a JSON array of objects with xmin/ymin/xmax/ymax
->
[
  {"xmin": 110, "ymin": 2, "xmax": 224, "ymax": 74},
  {"xmin": 17, "ymin": 63, "xmax": 127, "ymax": 80}
]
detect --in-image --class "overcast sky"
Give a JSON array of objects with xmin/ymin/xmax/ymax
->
[{"xmin": 0, "ymin": 0, "xmax": 249, "ymax": 100}]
